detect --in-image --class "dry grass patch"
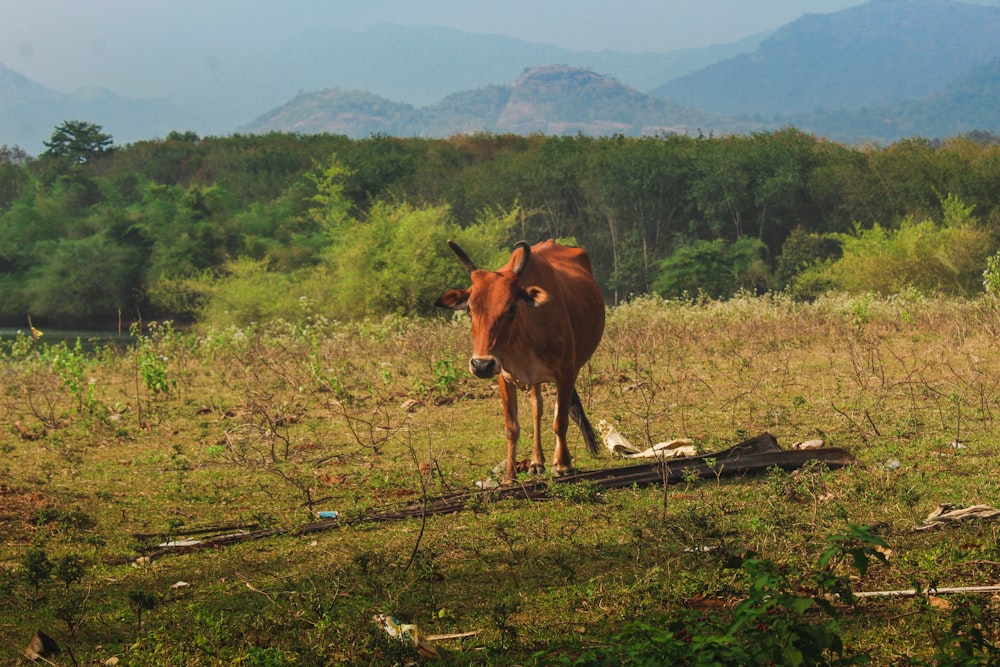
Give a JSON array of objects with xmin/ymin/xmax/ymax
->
[{"xmin": 2, "ymin": 294, "xmax": 1000, "ymax": 664}]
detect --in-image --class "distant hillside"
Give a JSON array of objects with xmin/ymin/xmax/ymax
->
[
  {"xmin": 5, "ymin": 1, "xmax": 1000, "ymax": 152},
  {"xmin": 243, "ymin": 89, "xmax": 418, "ymax": 137},
  {"xmin": 0, "ymin": 24, "xmax": 763, "ymax": 153},
  {"xmin": 0, "ymin": 64, "xmax": 198, "ymax": 154},
  {"xmin": 244, "ymin": 54, "xmax": 1000, "ymax": 144},
  {"xmin": 242, "ymin": 66, "xmax": 727, "ymax": 139},
  {"xmin": 269, "ymin": 24, "xmax": 768, "ymax": 108},
  {"xmin": 786, "ymin": 57, "xmax": 1000, "ymax": 143},
  {"xmin": 652, "ymin": 0, "xmax": 1000, "ymax": 116}
]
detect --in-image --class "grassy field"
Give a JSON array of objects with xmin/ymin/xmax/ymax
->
[{"xmin": 3, "ymin": 292, "xmax": 1000, "ymax": 665}]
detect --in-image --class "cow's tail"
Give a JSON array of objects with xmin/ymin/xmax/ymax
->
[{"xmin": 569, "ymin": 389, "xmax": 601, "ymax": 457}]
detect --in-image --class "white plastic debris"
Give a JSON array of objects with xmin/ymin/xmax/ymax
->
[
  {"xmin": 157, "ymin": 539, "xmax": 201, "ymax": 548},
  {"xmin": 684, "ymin": 545, "xmax": 720, "ymax": 553},
  {"xmin": 475, "ymin": 478, "xmax": 499, "ymax": 490},
  {"xmin": 373, "ymin": 613, "xmax": 440, "ymax": 659},
  {"xmin": 171, "ymin": 581, "xmax": 190, "ymax": 589},
  {"xmin": 791, "ymin": 439, "xmax": 825, "ymax": 450},
  {"xmin": 599, "ymin": 420, "xmax": 637, "ymax": 456},
  {"xmin": 643, "ymin": 439, "xmax": 698, "ymax": 458},
  {"xmin": 598, "ymin": 420, "xmax": 697, "ymax": 459}
]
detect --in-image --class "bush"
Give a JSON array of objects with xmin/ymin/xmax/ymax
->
[
  {"xmin": 302, "ymin": 201, "xmax": 514, "ymax": 321},
  {"xmin": 653, "ymin": 237, "xmax": 772, "ymax": 299},
  {"xmin": 794, "ymin": 196, "xmax": 994, "ymax": 297},
  {"xmin": 173, "ymin": 258, "xmax": 306, "ymax": 329},
  {"xmin": 984, "ymin": 251, "xmax": 1000, "ymax": 296}
]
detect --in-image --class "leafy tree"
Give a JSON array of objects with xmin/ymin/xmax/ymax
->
[
  {"xmin": 806, "ymin": 142, "xmax": 883, "ymax": 233},
  {"xmin": 309, "ymin": 201, "xmax": 512, "ymax": 320},
  {"xmin": 0, "ymin": 149, "xmax": 31, "ymax": 210},
  {"xmin": 776, "ymin": 226, "xmax": 842, "ymax": 288},
  {"xmin": 25, "ymin": 233, "xmax": 144, "ymax": 325},
  {"xmin": 305, "ymin": 157, "xmax": 354, "ymax": 234},
  {"xmin": 138, "ymin": 182, "xmax": 241, "ymax": 282},
  {"xmin": 984, "ymin": 251, "xmax": 1000, "ymax": 296},
  {"xmin": 181, "ymin": 257, "xmax": 302, "ymax": 328},
  {"xmin": 42, "ymin": 121, "xmax": 114, "ymax": 164},
  {"xmin": 744, "ymin": 129, "xmax": 821, "ymax": 256},
  {"xmin": 4, "ymin": 129, "xmax": 1000, "ymax": 326},
  {"xmin": 0, "ymin": 145, "xmax": 31, "ymax": 165},
  {"xmin": 689, "ymin": 136, "xmax": 755, "ymax": 241},
  {"xmin": 583, "ymin": 135, "xmax": 695, "ymax": 300},
  {"xmin": 867, "ymin": 137, "xmax": 943, "ymax": 221},
  {"xmin": 653, "ymin": 237, "xmax": 772, "ymax": 299}
]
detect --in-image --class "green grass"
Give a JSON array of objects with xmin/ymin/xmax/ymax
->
[{"xmin": 2, "ymin": 292, "xmax": 1000, "ymax": 664}]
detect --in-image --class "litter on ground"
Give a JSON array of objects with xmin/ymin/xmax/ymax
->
[
  {"xmin": 914, "ymin": 503, "xmax": 1000, "ymax": 531},
  {"xmin": 598, "ymin": 420, "xmax": 698, "ymax": 458}
]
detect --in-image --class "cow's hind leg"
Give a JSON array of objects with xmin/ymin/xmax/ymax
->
[
  {"xmin": 528, "ymin": 384, "xmax": 546, "ymax": 474},
  {"xmin": 551, "ymin": 381, "xmax": 575, "ymax": 476}
]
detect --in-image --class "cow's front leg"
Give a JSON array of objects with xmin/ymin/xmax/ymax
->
[
  {"xmin": 552, "ymin": 381, "xmax": 575, "ymax": 476},
  {"xmin": 528, "ymin": 384, "xmax": 545, "ymax": 474},
  {"xmin": 499, "ymin": 377, "xmax": 520, "ymax": 484}
]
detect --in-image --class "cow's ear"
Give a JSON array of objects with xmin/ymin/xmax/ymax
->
[
  {"xmin": 435, "ymin": 288, "xmax": 470, "ymax": 310},
  {"xmin": 521, "ymin": 285, "xmax": 550, "ymax": 307}
]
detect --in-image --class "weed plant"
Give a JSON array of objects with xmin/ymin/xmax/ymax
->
[{"xmin": 2, "ymin": 293, "xmax": 1000, "ymax": 664}]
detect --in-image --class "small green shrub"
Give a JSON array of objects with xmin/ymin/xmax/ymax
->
[
  {"xmin": 552, "ymin": 526, "xmax": 887, "ymax": 666},
  {"xmin": 984, "ymin": 250, "xmax": 1000, "ymax": 296},
  {"xmin": 20, "ymin": 547, "xmax": 53, "ymax": 594}
]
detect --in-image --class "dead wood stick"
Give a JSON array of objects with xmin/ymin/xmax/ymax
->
[
  {"xmin": 131, "ymin": 521, "xmax": 261, "ymax": 539},
  {"xmin": 855, "ymin": 584, "xmax": 1000, "ymax": 598},
  {"xmin": 110, "ymin": 434, "xmax": 855, "ymax": 562},
  {"xmin": 425, "ymin": 630, "xmax": 480, "ymax": 641}
]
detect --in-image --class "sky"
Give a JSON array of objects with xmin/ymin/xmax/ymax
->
[{"xmin": 1, "ymin": 0, "xmax": 869, "ymax": 95}]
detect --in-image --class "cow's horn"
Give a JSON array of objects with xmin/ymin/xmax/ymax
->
[
  {"xmin": 447, "ymin": 240, "xmax": 477, "ymax": 273},
  {"xmin": 512, "ymin": 241, "xmax": 531, "ymax": 276}
]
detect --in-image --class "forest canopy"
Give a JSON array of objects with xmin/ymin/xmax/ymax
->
[{"xmin": 1, "ymin": 125, "xmax": 999, "ymax": 327}]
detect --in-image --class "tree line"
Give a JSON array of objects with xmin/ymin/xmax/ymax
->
[{"xmin": 1, "ymin": 122, "xmax": 999, "ymax": 327}]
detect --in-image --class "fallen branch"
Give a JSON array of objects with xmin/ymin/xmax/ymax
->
[
  {"xmin": 425, "ymin": 630, "xmax": 480, "ymax": 641},
  {"xmin": 114, "ymin": 433, "xmax": 854, "ymax": 562},
  {"xmin": 131, "ymin": 521, "xmax": 261, "ymax": 540},
  {"xmin": 914, "ymin": 503, "xmax": 1000, "ymax": 531},
  {"xmin": 855, "ymin": 584, "xmax": 1000, "ymax": 598}
]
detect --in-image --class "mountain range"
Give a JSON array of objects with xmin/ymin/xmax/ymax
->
[{"xmin": 2, "ymin": 0, "xmax": 999, "ymax": 154}]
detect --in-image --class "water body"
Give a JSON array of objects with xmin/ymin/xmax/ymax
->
[{"xmin": 0, "ymin": 328, "xmax": 137, "ymax": 350}]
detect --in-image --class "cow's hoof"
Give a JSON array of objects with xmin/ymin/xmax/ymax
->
[
  {"xmin": 529, "ymin": 462, "xmax": 546, "ymax": 475},
  {"xmin": 554, "ymin": 467, "xmax": 577, "ymax": 477}
]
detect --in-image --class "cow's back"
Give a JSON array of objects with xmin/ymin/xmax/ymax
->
[{"xmin": 517, "ymin": 240, "xmax": 605, "ymax": 367}]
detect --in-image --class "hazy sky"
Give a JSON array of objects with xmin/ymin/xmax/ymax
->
[{"xmin": 2, "ymin": 0, "xmax": 868, "ymax": 94}]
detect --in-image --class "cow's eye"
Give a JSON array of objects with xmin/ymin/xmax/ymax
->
[{"xmin": 506, "ymin": 303, "xmax": 517, "ymax": 320}]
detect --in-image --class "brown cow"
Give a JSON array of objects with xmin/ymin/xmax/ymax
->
[{"xmin": 435, "ymin": 239, "xmax": 605, "ymax": 483}]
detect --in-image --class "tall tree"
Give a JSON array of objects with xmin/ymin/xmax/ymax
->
[{"xmin": 42, "ymin": 121, "xmax": 114, "ymax": 164}]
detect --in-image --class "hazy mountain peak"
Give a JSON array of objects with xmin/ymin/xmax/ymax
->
[
  {"xmin": 653, "ymin": 0, "xmax": 1000, "ymax": 116},
  {"xmin": 71, "ymin": 86, "xmax": 123, "ymax": 103},
  {"xmin": 4, "ymin": 1, "xmax": 1000, "ymax": 152},
  {"xmin": 243, "ymin": 65, "xmax": 717, "ymax": 139}
]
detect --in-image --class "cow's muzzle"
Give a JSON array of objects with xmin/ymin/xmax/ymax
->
[{"xmin": 469, "ymin": 356, "xmax": 498, "ymax": 379}]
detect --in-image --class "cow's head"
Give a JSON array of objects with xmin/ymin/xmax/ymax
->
[{"xmin": 435, "ymin": 240, "xmax": 549, "ymax": 378}]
